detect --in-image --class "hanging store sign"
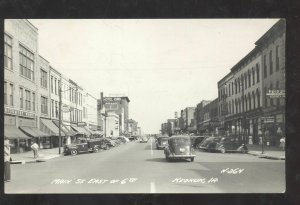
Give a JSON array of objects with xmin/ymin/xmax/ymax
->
[
  {"xmin": 266, "ymin": 90, "xmax": 285, "ymax": 98},
  {"xmin": 5, "ymin": 107, "xmax": 36, "ymax": 118},
  {"xmin": 61, "ymin": 104, "xmax": 72, "ymax": 113},
  {"xmin": 103, "ymin": 97, "xmax": 122, "ymax": 102}
]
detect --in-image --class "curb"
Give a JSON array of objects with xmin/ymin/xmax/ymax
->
[
  {"xmin": 11, "ymin": 155, "xmax": 62, "ymax": 165},
  {"xmin": 247, "ymin": 152, "xmax": 285, "ymax": 160}
]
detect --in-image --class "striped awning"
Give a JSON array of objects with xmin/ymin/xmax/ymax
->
[
  {"xmin": 71, "ymin": 125, "xmax": 90, "ymax": 136},
  {"xmin": 5, "ymin": 125, "xmax": 31, "ymax": 140},
  {"xmin": 40, "ymin": 118, "xmax": 65, "ymax": 137},
  {"xmin": 19, "ymin": 126, "xmax": 50, "ymax": 138}
]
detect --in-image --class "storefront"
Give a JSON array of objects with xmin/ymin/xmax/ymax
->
[
  {"xmin": 40, "ymin": 118, "xmax": 66, "ymax": 147},
  {"xmin": 19, "ymin": 126, "xmax": 51, "ymax": 149},
  {"xmin": 4, "ymin": 125, "xmax": 31, "ymax": 153}
]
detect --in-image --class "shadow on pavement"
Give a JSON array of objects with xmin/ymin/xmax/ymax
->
[{"xmin": 146, "ymin": 158, "xmax": 191, "ymax": 163}]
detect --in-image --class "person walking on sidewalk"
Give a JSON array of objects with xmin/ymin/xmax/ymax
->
[
  {"xmin": 4, "ymin": 136, "xmax": 11, "ymax": 182},
  {"xmin": 30, "ymin": 141, "xmax": 39, "ymax": 158},
  {"xmin": 280, "ymin": 136, "xmax": 285, "ymax": 151}
]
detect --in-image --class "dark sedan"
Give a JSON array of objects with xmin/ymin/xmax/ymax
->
[
  {"xmin": 199, "ymin": 136, "xmax": 248, "ymax": 153},
  {"xmin": 164, "ymin": 135, "xmax": 196, "ymax": 162},
  {"xmin": 156, "ymin": 137, "xmax": 168, "ymax": 150}
]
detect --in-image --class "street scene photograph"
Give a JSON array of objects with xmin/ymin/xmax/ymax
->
[{"xmin": 4, "ymin": 19, "xmax": 285, "ymax": 193}]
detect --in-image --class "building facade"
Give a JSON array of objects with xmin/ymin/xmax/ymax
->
[
  {"xmin": 195, "ymin": 100, "xmax": 211, "ymax": 134},
  {"xmin": 255, "ymin": 19, "xmax": 286, "ymax": 146},
  {"xmin": 182, "ymin": 107, "xmax": 196, "ymax": 133},
  {"xmin": 4, "ymin": 19, "xmax": 40, "ymax": 153}
]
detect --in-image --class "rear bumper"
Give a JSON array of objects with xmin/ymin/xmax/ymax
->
[{"xmin": 168, "ymin": 154, "xmax": 196, "ymax": 158}]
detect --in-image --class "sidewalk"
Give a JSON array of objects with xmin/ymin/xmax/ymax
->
[
  {"xmin": 246, "ymin": 144, "xmax": 285, "ymax": 160},
  {"xmin": 10, "ymin": 147, "xmax": 63, "ymax": 164}
]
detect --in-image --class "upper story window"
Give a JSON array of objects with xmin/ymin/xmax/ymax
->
[
  {"xmin": 276, "ymin": 45, "xmax": 280, "ymax": 71},
  {"xmin": 248, "ymin": 70, "xmax": 251, "ymax": 87},
  {"xmin": 51, "ymin": 76, "xmax": 53, "ymax": 93},
  {"xmin": 252, "ymin": 67, "xmax": 255, "ymax": 85},
  {"xmin": 41, "ymin": 96, "xmax": 48, "ymax": 114},
  {"xmin": 19, "ymin": 87, "xmax": 23, "ymax": 109},
  {"xmin": 32, "ymin": 92, "xmax": 35, "ymax": 112},
  {"xmin": 264, "ymin": 55, "xmax": 267, "ymax": 78},
  {"xmin": 4, "ymin": 34, "xmax": 13, "ymax": 70},
  {"xmin": 19, "ymin": 45, "xmax": 34, "ymax": 81},
  {"xmin": 4, "ymin": 81, "xmax": 7, "ymax": 105},
  {"xmin": 9, "ymin": 83, "xmax": 14, "ymax": 106},
  {"xmin": 54, "ymin": 78, "xmax": 57, "ymax": 95},
  {"xmin": 40, "ymin": 69, "xmax": 48, "ymax": 88},
  {"xmin": 269, "ymin": 50, "xmax": 273, "ymax": 75},
  {"xmin": 256, "ymin": 63, "xmax": 260, "ymax": 83},
  {"xmin": 25, "ymin": 90, "xmax": 31, "ymax": 110}
]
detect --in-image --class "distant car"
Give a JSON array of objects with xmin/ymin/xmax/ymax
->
[
  {"xmin": 156, "ymin": 137, "xmax": 168, "ymax": 150},
  {"xmin": 164, "ymin": 135, "xmax": 196, "ymax": 162},
  {"xmin": 190, "ymin": 136, "xmax": 206, "ymax": 148},
  {"xmin": 140, "ymin": 136, "xmax": 148, "ymax": 143},
  {"xmin": 199, "ymin": 136, "xmax": 248, "ymax": 153}
]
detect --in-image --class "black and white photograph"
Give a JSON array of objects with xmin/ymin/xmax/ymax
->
[{"xmin": 4, "ymin": 18, "xmax": 286, "ymax": 194}]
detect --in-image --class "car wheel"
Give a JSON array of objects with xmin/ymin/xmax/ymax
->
[
  {"xmin": 190, "ymin": 157, "xmax": 194, "ymax": 162},
  {"xmin": 94, "ymin": 146, "xmax": 99, "ymax": 153},
  {"xmin": 220, "ymin": 147, "xmax": 226, "ymax": 154},
  {"xmin": 70, "ymin": 149, "xmax": 78, "ymax": 156},
  {"xmin": 240, "ymin": 147, "xmax": 247, "ymax": 154}
]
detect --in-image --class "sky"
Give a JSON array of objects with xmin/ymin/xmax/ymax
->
[{"xmin": 29, "ymin": 19, "xmax": 279, "ymax": 134}]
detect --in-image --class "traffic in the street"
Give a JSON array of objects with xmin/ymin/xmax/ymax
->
[{"xmin": 5, "ymin": 136, "xmax": 285, "ymax": 193}]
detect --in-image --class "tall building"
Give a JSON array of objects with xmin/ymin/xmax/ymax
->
[
  {"xmin": 216, "ymin": 19, "xmax": 285, "ymax": 145},
  {"xmin": 256, "ymin": 19, "xmax": 286, "ymax": 146},
  {"xmin": 182, "ymin": 107, "xmax": 196, "ymax": 133},
  {"xmin": 100, "ymin": 93, "xmax": 130, "ymax": 135},
  {"xmin": 4, "ymin": 19, "xmax": 41, "ymax": 153},
  {"xmin": 195, "ymin": 100, "xmax": 211, "ymax": 134}
]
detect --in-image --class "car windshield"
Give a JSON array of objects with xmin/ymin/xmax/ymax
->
[
  {"xmin": 158, "ymin": 138, "xmax": 168, "ymax": 142},
  {"xmin": 201, "ymin": 137, "xmax": 218, "ymax": 146},
  {"xmin": 169, "ymin": 138, "xmax": 190, "ymax": 146}
]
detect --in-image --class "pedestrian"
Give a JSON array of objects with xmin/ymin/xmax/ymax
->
[
  {"xmin": 30, "ymin": 141, "xmax": 39, "ymax": 158},
  {"xmin": 4, "ymin": 136, "xmax": 11, "ymax": 182},
  {"xmin": 280, "ymin": 136, "xmax": 285, "ymax": 150}
]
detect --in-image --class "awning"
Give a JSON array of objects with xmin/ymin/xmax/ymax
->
[
  {"xmin": 5, "ymin": 125, "xmax": 31, "ymax": 140},
  {"xmin": 40, "ymin": 118, "xmax": 65, "ymax": 137},
  {"xmin": 19, "ymin": 126, "xmax": 50, "ymax": 138},
  {"xmin": 52, "ymin": 120, "xmax": 76, "ymax": 136},
  {"xmin": 94, "ymin": 130, "xmax": 103, "ymax": 136},
  {"xmin": 84, "ymin": 126, "xmax": 96, "ymax": 135},
  {"xmin": 71, "ymin": 125, "xmax": 90, "ymax": 136}
]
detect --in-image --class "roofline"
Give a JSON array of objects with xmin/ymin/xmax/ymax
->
[
  {"xmin": 24, "ymin": 19, "xmax": 38, "ymax": 32},
  {"xmin": 230, "ymin": 46, "xmax": 260, "ymax": 73},
  {"xmin": 49, "ymin": 66, "xmax": 61, "ymax": 76},
  {"xmin": 255, "ymin": 19, "xmax": 286, "ymax": 46},
  {"xmin": 38, "ymin": 55, "xmax": 49, "ymax": 63}
]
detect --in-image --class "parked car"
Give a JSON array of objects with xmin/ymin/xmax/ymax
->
[
  {"xmin": 190, "ymin": 136, "xmax": 206, "ymax": 148},
  {"xmin": 140, "ymin": 136, "xmax": 148, "ymax": 143},
  {"xmin": 199, "ymin": 136, "xmax": 248, "ymax": 153},
  {"xmin": 164, "ymin": 135, "xmax": 196, "ymax": 162},
  {"xmin": 156, "ymin": 136, "xmax": 168, "ymax": 150},
  {"xmin": 64, "ymin": 138, "xmax": 104, "ymax": 155}
]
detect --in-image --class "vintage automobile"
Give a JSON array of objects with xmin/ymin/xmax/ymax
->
[
  {"xmin": 63, "ymin": 138, "xmax": 105, "ymax": 155},
  {"xmin": 199, "ymin": 136, "xmax": 248, "ymax": 153},
  {"xmin": 139, "ymin": 136, "xmax": 148, "ymax": 143},
  {"xmin": 156, "ymin": 136, "xmax": 168, "ymax": 150},
  {"xmin": 190, "ymin": 136, "xmax": 206, "ymax": 148},
  {"xmin": 164, "ymin": 135, "xmax": 196, "ymax": 162}
]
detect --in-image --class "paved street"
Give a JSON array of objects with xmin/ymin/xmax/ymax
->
[{"xmin": 5, "ymin": 138, "xmax": 285, "ymax": 193}]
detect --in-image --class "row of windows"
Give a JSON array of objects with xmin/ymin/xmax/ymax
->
[
  {"xmin": 4, "ymin": 82, "xmax": 14, "ymax": 106},
  {"xmin": 70, "ymin": 109, "xmax": 82, "ymax": 123},
  {"xmin": 219, "ymin": 89, "xmax": 261, "ymax": 116},
  {"xmin": 219, "ymin": 63, "xmax": 261, "ymax": 100},
  {"xmin": 4, "ymin": 34, "xmax": 13, "ymax": 70},
  {"xmin": 263, "ymin": 45, "xmax": 282, "ymax": 78},
  {"xmin": 19, "ymin": 45, "xmax": 35, "ymax": 81},
  {"xmin": 19, "ymin": 87, "xmax": 35, "ymax": 111}
]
